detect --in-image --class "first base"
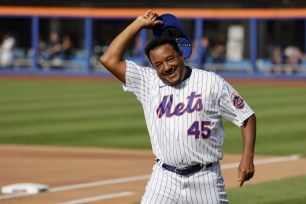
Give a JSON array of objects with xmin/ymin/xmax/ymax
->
[{"xmin": 1, "ymin": 183, "xmax": 49, "ymax": 194}]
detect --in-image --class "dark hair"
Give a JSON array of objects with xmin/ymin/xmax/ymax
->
[{"xmin": 145, "ymin": 37, "xmax": 181, "ymax": 60}]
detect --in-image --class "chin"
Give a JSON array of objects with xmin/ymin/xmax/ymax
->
[
  {"xmin": 163, "ymin": 78, "xmax": 180, "ymax": 87},
  {"xmin": 160, "ymin": 72, "xmax": 182, "ymax": 86}
]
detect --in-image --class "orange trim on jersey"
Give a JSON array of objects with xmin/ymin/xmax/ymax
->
[{"xmin": 0, "ymin": 6, "xmax": 306, "ymax": 18}]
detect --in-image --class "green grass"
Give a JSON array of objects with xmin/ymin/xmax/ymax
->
[
  {"xmin": 227, "ymin": 176, "xmax": 306, "ymax": 204},
  {"xmin": 0, "ymin": 79, "xmax": 305, "ymax": 156},
  {"xmin": 0, "ymin": 79, "xmax": 150, "ymax": 149}
]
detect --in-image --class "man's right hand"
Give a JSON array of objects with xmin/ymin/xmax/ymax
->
[
  {"xmin": 136, "ymin": 10, "xmax": 163, "ymax": 29},
  {"xmin": 100, "ymin": 10, "xmax": 163, "ymax": 83}
]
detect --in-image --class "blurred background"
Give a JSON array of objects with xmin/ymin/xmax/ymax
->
[{"xmin": 0, "ymin": 0, "xmax": 305, "ymax": 77}]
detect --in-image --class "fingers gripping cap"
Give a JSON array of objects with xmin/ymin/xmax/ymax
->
[{"xmin": 153, "ymin": 14, "xmax": 192, "ymax": 59}]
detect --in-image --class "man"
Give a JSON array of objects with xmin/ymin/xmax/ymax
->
[
  {"xmin": 0, "ymin": 33, "xmax": 15, "ymax": 68},
  {"xmin": 100, "ymin": 10, "xmax": 256, "ymax": 204}
]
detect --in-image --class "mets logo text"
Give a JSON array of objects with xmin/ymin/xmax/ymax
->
[{"xmin": 156, "ymin": 92, "xmax": 203, "ymax": 118}]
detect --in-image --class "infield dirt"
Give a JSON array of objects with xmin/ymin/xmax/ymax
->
[{"xmin": 1, "ymin": 145, "xmax": 306, "ymax": 204}]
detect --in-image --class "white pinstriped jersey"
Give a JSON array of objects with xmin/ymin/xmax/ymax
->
[{"xmin": 123, "ymin": 60, "xmax": 254, "ymax": 167}]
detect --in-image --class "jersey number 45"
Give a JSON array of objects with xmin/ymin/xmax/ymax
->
[{"xmin": 188, "ymin": 121, "xmax": 211, "ymax": 139}]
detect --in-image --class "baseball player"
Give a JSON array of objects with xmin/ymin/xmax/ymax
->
[{"xmin": 100, "ymin": 10, "xmax": 256, "ymax": 204}]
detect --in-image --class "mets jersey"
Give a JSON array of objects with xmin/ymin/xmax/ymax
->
[{"xmin": 123, "ymin": 60, "xmax": 254, "ymax": 167}]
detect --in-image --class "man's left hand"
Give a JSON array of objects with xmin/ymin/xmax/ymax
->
[{"xmin": 238, "ymin": 158, "xmax": 255, "ymax": 186}]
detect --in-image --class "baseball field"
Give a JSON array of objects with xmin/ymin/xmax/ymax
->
[{"xmin": 0, "ymin": 75, "xmax": 306, "ymax": 204}]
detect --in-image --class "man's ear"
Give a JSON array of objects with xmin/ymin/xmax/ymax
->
[{"xmin": 179, "ymin": 51, "xmax": 184, "ymax": 59}]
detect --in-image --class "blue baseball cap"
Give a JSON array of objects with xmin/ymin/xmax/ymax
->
[{"xmin": 153, "ymin": 14, "xmax": 192, "ymax": 59}]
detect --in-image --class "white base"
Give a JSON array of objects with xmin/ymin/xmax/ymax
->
[{"xmin": 1, "ymin": 183, "xmax": 49, "ymax": 194}]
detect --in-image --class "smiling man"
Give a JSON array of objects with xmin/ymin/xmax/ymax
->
[
  {"xmin": 100, "ymin": 10, "xmax": 256, "ymax": 204},
  {"xmin": 145, "ymin": 38, "xmax": 186, "ymax": 86}
]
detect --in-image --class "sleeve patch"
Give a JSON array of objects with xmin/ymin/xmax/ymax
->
[{"xmin": 230, "ymin": 92, "xmax": 245, "ymax": 109}]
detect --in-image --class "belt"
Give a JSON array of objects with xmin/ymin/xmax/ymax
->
[{"xmin": 156, "ymin": 159, "xmax": 213, "ymax": 176}]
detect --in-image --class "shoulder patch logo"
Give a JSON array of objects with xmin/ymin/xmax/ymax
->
[{"xmin": 230, "ymin": 92, "xmax": 244, "ymax": 109}]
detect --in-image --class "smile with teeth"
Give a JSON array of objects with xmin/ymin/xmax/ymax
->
[{"xmin": 165, "ymin": 67, "xmax": 176, "ymax": 76}]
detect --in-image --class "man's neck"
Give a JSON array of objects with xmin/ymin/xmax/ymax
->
[{"xmin": 182, "ymin": 66, "xmax": 192, "ymax": 82}]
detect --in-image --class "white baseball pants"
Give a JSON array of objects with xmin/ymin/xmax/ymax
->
[{"xmin": 141, "ymin": 162, "xmax": 229, "ymax": 204}]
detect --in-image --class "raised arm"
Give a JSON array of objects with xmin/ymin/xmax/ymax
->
[
  {"xmin": 238, "ymin": 113, "xmax": 256, "ymax": 186},
  {"xmin": 100, "ymin": 10, "xmax": 162, "ymax": 83}
]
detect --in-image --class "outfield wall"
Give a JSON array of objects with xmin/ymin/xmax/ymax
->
[{"xmin": 0, "ymin": 7, "xmax": 305, "ymax": 78}]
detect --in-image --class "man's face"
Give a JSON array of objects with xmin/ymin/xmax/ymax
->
[{"xmin": 149, "ymin": 44, "xmax": 185, "ymax": 86}]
